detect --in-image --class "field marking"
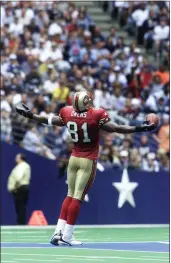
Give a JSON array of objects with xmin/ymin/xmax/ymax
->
[
  {"xmin": 2, "ymin": 240, "xmax": 169, "ymax": 245},
  {"xmin": 13, "ymin": 259, "xmax": 104, "ymax": 262},
  {"xmin": 2, "ymin": 239, "xmax": 169, "ymax": 244},
  {"xmin": 2, "ymin": 253, "xmax": 169, "ymax": 260},
  {"xmin": 12, "ymin": 256, "xmax": 168, "ymax": 262},
  {"xmin": 14, "ymin": 259, "xmax": 61, "ymax": 262},
  {"xmin": 2, "ymin": 236, "xmax": 48, "ymax": 239},
  {"xmin": 141, "ymin": 256, "xmax": 169, "ymax": 259},
  {"xmin": 1, "ymin": 224, "xmax": 169, "ymax": 229},
  {"xmin": 1, "ymin": 247, "xmax": 169, "ymax": 253},
  {"xmin": 158, "ymin": 242, "xmax": 169, "ymax": 244},
  {"xmin": 2, "ymin": 231, "xmax": 85, "ymax": 234}
]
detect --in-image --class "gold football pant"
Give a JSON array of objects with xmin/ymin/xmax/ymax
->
[{"xmin": 67, "ymin": 156, "xmax": 97, "ymax": 201}]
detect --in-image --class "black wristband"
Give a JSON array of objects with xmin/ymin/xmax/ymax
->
[
  {"xmin": 27, "ymin": 112, "xmax": 33, "ymax": 119},
  {"xmin": 135, "ymin": 125, "xmax": 143, "ymax": 132}
]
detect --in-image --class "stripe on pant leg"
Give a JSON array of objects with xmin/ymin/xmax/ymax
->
[{"xmin": 81, "ymin": 160, "xmax": 97, "ymax": 201}]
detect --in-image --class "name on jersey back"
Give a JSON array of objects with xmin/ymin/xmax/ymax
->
[{"xmin": 71, "ymin": 111, "xmax": 87, "ymax": 118}]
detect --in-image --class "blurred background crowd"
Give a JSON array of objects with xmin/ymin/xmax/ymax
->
[{"xmin": 1, "ymin": 1, "xmax": 170, "ymax": 173}]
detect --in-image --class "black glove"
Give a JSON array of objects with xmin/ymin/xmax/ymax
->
[
  {"xmin": 16, "ymin": 103, "xmax": 33, "ymax": 119},
  {"xmin": 135, "ymin": 121, "xmax": 156, "ymax": 132}
]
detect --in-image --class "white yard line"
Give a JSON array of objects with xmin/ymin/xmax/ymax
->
[
  {"xmin": 2, "ymin": 253, "xmax": 169, "ymax": 260},
  {"xmin": 1, "ymin": 224, "xmax": 169, "ymax": 229},
  {"xmin": 3, "ymin": 237, "xmax": 48, "ymax": 240},
  {"xmin": 2, "ymin": 240, "xmax": 169, "ymax": 244},
  {"xmin": 12, "ymin": 256, "xmax": 169, "ymax": 262},
  {"xmin": 14, "ymin": 259, "xmax": 61, "ymax": 262},
  {"xmin": 141, "ymin": 256, "xmax": 168, "ymax": 259},
  {"xmin": 158, "ymin": 242, "xmax": 169, "ymax": 244},
  {"xmin": 2, "ymin": 231, "xmax": 85, "ymax": 234},
  {"xmin": 2, "ymin": 248, "xmax": 169, "ymax": 253}
]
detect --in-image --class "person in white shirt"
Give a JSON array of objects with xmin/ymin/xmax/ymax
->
[
  {"xmin": 50, "ymin": 42, "xmax": 63, "ymax": 62},
  {"xmin": 16, "ymin": 6, "xmax": 34, "ymax": 26},
  {"xmin": 111, "ymin": 86, "xmax": 126, "ymax": 112},
  {"xmin": 142, "ymin": 152, "xmax": 159, "ymax": 172},
  {"xmin": 153, "ymin": 19, "xmax": 169, "ymax": 55},
  {"xmin": 108, "ymin": 66, "xmax": 128, "ymax": 87},
  {"xmin": 1, "ymin": 6, "xmax": 5, "ymax": 27},
  {"xmin": 24, "ymin": 41, "xmax": 40, "ymax": 58},
  {"xmin": 48, "ymin": 22, "xmax": 62, "ymax": 36},
  {"xmin": 94, "ymin": 87, "xmax": 114, "ymax": 110},
  {"xmin": 131, "ymin": 3, "xmax": 149, "ymax": 44},
  {"xmin": 8, "ymin": 16, "xmax": 24, "ymax": 37},
  {"xmin": 132, "ymin": 6, "xmax": 149, "ymax": 27},
  {"xmin": 7, "ymin": 153, "xmax": 31, "ymax": 225}
]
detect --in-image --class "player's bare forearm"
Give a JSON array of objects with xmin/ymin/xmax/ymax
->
[
  {"xmin": 101, "ymin": 122, "xmax": 136, "ymax": 133},
  {"xmin": 33, "ymin": 114, "xmax": 64, "ymax": 126},
  {"xmin": 16, "ymin": 104, "xmax": 64, "ymax": 126},
  {"xmin": 101, "ymin": 121, "xmax": 155, "ymax": 133},
  {"xmin": 32, "ymin": 114, "xmax": 48, "ymax": 124}
]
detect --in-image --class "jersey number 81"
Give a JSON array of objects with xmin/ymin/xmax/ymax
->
[{"xmin": 67, "ymin": 121, "xmax": 91, "ymax": 143}]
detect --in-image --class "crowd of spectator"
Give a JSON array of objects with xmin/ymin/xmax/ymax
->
[
  {"xmin": 1, "ymin": 1, "xmax": 170, "ymax": 172},
  {"xmin": 104, "ymin": 1, "xmax": 169, "ymax": 65}
]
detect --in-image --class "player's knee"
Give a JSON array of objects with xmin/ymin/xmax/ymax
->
[{"xmin": 67, "ymin": 191, "xmax": 73, "ymax": 198}]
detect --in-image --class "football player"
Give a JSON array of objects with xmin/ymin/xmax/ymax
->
[{"xmin": 16, "ymin": 91, "xmax": 155, "ymax": 246}]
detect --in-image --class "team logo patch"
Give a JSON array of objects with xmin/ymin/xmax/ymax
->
[{"xmin": 83, "ymin": 95, "xmax": 89, "ymax": 106}]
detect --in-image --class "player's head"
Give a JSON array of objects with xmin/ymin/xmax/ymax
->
[{"xmin": 72, "ymin": 91, "xmax": 93, "ymax": 112}]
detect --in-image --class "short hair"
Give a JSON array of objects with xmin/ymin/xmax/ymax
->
[{"xmin": 20, "ymin": 153, "xmax": 27, "ymax": 162}]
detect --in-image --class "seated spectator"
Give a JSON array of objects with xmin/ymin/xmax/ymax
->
[
  {"xmin": 99, "ymin": 148, "xmax": 113, "ymax": 168},
  {"xmin": 43, "ymin": 73, "xmax": 59, "ymax": 96},
  {"xmin": 44, "ymin": 126, "xmax": 64, "ymax": 157},
  {"xmin": 149, "ymin": 75, "xmax": 164, "ymax": 94},
  {"xmin": 34, "ymin": 95, "xmax": 47, "ymax": 114},
  {"xmin": 129, "ymin": 148, "xmax": 141, "ymax": 169},
  {"xmin": 1, "ymin": 111, "xmax": 12, "ymax": 143},
  {"xmin": 8, "ymin": 16, "xmax": 24, "ymax": 37},
  {"xmin": 157, "ymin": 149, "xmax": 169, "ymax": 171},
  {"xmin": 118, "ymin": 150, "xmax": 129, "ymax": 168},
  {"xmin": 143, "ymin": 10, "xmax": 158, "ymax": 51},
  {"xmin": 153, "ymin": 65, "xmax": 169, "ymax": 85},
  {"xmin": 1, "ymin": 91, "xmax": 12, "ymax": 113},
  {"xmin": 119, "ymin": 137, "xmax": 133, "ymax": 152},
  {"xmin": 112, "ymin": 146, "xmax": 120, "ymax": 167},
  {"xmin": 94, "ymin": 86, "xmax": 113, "ymax": 110},
  {"xmin": 109, "ymin": 66, "xmax": 127, "ymax": 87},
  {"xmin": 57, "ymin": 140, "xmax": 73, "ymax": 177},
  {"xmin": 111, "ymin": 86, "xmax": 126, "ymax": 112},
  {"xmin": 52, "ymin": 79, "xmax": 70, "ymax": 111},
  {"xmin": 24, "ymin": 63, "xmax": 42, "ymax": 92},
  {"xmin": 153, "ymin": 18, "xmax": 169, "ymax": 57},
  {"xmin": 138, "ymin": 64, "xmax": 153, "ymax": 89},
  {"xmin": 153, "ymin": 114, "xmax": 169, "ymax": 154},
  {"xmin": 139, "ymin": 135, "xmax": 150, "ymax": 157},
  {"xmin": 131, "ymin": 3, "xmax": 149, "ymax": 44},
  {"xmin": 142, "ymin": 152, "xmax": 159, "ymax": 172},
  {"xmin": 22, "ymin": 125, "xmax": 55, "ymax": 159}
]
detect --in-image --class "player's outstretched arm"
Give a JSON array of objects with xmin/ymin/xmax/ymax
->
[
  {"xmin": 101, "ymin": 121, "xmax": 155, "ymax": 133},
  {"xmin": 15, "ymin": 104, "xmax": 64, "ymax": 126}
]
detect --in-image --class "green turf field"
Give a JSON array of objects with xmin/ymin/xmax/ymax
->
[{"xmin": 1, "ymin": 226, "xmax": 169, "ymax": 263}]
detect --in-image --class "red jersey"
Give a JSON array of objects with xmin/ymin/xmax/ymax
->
[{"xmin": 59, "ymin": 106, "xmax": 110, "ymax": 160}]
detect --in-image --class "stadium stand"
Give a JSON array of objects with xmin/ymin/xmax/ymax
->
[{"xmin": 0, "ymin": 1, "xmax": 170, "ymax": 172}]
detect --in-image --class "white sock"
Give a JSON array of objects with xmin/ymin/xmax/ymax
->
[
  {"xmin": 63, "ymin": 224, "xmax": 74, "ymax": 239},
  {"xmin": 54, "ymin": 219, "xmax": 66, "ymax": 234}
]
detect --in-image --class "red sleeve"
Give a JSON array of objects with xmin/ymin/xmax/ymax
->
[
  {"xmin": 98, "ymin": 109, "xmax": 111, "ymax": 128},
  {"xmin": 59, "ymin": 108, "xmax": 65, "ymax": 125}
]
